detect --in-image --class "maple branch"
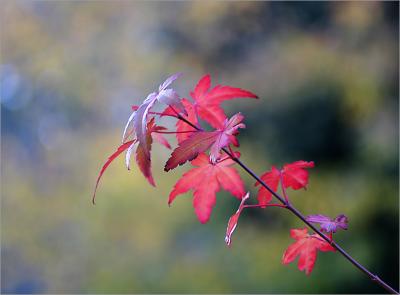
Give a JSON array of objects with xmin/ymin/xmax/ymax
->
[
  {"xmin": 226, "ymin": 150, "xmax": 398, "ymax": 294},
  {"xmin": 173, "ymin": 113, "xmax": 398, "ymax": 294}
]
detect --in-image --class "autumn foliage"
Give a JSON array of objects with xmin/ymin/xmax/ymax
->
[{"xmin": 93, "ymin": 73, "xmax": 349, "ymax": 277}]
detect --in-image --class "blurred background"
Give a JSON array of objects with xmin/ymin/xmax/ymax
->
[{"xmin": 1, "ymin": 1, "xmax": 398, "ymax": 293}]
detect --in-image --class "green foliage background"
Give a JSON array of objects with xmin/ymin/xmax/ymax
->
[{"xmin": 1, "ymin": 1, "xmax": 398, "ymax": 293}]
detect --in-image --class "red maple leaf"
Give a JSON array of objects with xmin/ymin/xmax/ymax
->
[
  {"xmin": 255, "ymin": 161, "xmax": 314, "ymax": 206},
  {"xmin": 281, "ymin": 161, "xmax": 315, "ymax": 189},
  {"xmin": 190, "ymin": 74, "xmax": 258, "ymax": 129},
  {"xmin": 282, "ymin": 228, "xmax": 335, "ymax": 275},
  {"xmin": 164, "ymin": 113, "xmax": 245, "ymax": 171},
  {"xmin": 168, "ymin": 153, "xmax": 245, "ymax": 223}
]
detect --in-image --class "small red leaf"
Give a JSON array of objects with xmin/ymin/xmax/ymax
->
[
  {"xmin": 255, "ymin": 161, "xmax": 314, "ymax": 205},
  {"xmin": 282, "ymin": 161, "xmax": 315, "ymax": 190},
  {"xmin": 169, "ymin": 153, "xmax": 245, "ymax": 223},
  {"xmin": 93, "ymin": 140, "xmax": 136, "ymax": 204},
  {"xmin": 190, "ymin": 74, "xmax": 258, "ymax": 129},
  {"xmin": 282, "ymin": 228, "xmax": 335, "ymax": 275},
  {"xmin": 255, "ymin": 166, "xmax": 280, "ymax": 206}
]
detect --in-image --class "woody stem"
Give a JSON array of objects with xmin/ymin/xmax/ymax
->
[{"xmin": 172, "ymin": 112, "xmax": 398, "ymax": 294}]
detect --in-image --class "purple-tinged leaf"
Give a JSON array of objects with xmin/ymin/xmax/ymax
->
[
  {"xmin": 333, "ymin": 214, "xmax": 348, "ymax": 230},
  {"xmin": 157, "ymin": 88, "xmax": 186, "ymax": 115},
  {"xmin": 209, "ymin": 113, "xmax": 245, "ymax": 163},
  {"xmin": 133, "ymin": 92, "xmax": 158, "ymax": 157},
  {"xmin": 133, "ymin": 73, "xmax": 184, "ymax": 158},
  {"xmin": 159, "ymin": 72, "xmax": 182, "ymax": 91},
  {"xmin": 306, "ymin": 214, "xmax": 348, "ymax": 233}
]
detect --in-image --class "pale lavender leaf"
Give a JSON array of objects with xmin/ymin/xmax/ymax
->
[
  {"xmin": 159, "ymin": 72, "xmax": 183, "ymax": 91},
  {"xmin": 122, "ymin": 111, "xmax": 136, "ymax": 143},
  {"xmin": 334, "ymin": 214, "xmax": 348, "ymax": 231},
  {"xmin": 306, "ymin": 214, "xmax": 332, "ymax": 224},
  {"xmin": 209, "ymin": 113, "xmax": 245, "ymax": 164},
  {"xmin": 157, "ymin": 89, "xmax": 187, "ymax": 115},
  {"xmin": 306, "ymin": 214, "xmax": 349, "ymax": 233},
  {"xmin": 125, "ymin": 141, "xmax": 136, "ymax": 170},
  {"xmin": 133, "ymin": 92, "xmax": 157, "ymax": 157}
]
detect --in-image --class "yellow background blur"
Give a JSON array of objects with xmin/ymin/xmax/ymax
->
[{"xmin": 1, "ymin": 1, "xmax": 398, "ymax": 293}]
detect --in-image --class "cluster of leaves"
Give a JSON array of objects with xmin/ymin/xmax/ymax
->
[{"xmin": 93, "ymin": 73, "xmax": 349, "ymax": 276}]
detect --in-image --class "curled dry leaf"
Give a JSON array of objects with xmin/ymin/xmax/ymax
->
[{"xmin": 225, "ymin": 192, "xmax": 250, "ymax": 246}]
